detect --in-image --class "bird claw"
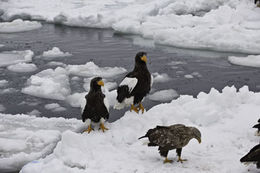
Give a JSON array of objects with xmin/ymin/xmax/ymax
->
[
  {"xmin": 138, "ymin": 103, "xmax": 145, "ymax": 114},
  {"xmin": 163, "ymin": 158, "xmax": 173, "ymax": 164},
  {"xmin": 130, "ymin": 104, "xmax": 139, "ymax": 113},
  {"xmin": 84, "ymin": 125, "xmax": 94, "ymax": 134},
  {"xmin": 177, "ymin": 157, "xmax": 187, "ymax": 163},
  {"xmin": 99, "ymin": 123, "xmax": 108, "ymax": 132}
]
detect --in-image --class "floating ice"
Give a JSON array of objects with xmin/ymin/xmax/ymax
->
[
  {"xmin": 152, "ymin": 72, "xmax": 171, "ymax": 83},
  {"xmin": 228, "ymin": 55, "xmax": 260, "ymax": 68},
  {"xmin": 0, "ymin": 50, "xmax": 34, "ymax": 67},
  {"xmin": 66, "ymin": 62, "xmax": 127, "ymax": 78},
  {"xmin": 42, "ymin": 47, "xmax": 72, "ymax": 58},
  {"xmin": 0, "ymin": 113, "xmax": 83, "ymax": 172},
  {"xmin": 44, "ymin": 103, "xmax": 66, "ymax": 112},
  {"xmin": 22, "ymin": 67, "xmax": 71, "ymax": 100},
  {"xmin": 0, "ymin": 19, "xmax": 42, "ymax": 33},
  {"xmin": 0, "ymin": 80, "xmax": 8, "ymax": 87},
  {"xmin": 27, "ymin": 109, "xmax": 41, "ymax": 116},
  {"xmin": 0, "ymin": 104, "xmax": 5, "ymax": 112},
  {"xmin": 19, "ymin": 86, "xmax": 260, "ymax": 173},
  {"xmin": 7, "ymin": 63, "xmax": 37, "ymax": 73},
  {"xmin": 46, "ymin": 61, "xmax": 67, "ymax": 67},
  {"xmin": 148, "ymin": 89, "xmax": 179, "ymax": 102}
]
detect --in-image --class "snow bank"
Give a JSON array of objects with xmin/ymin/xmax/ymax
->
[
  {"xmin": 0, "ymin": 19, "xmax": 42, "ymax": 33},
  {"xmin": 44, "ymin": 103, "xmax": 66, "ymax": 112},
  {"xmin": 42, "ymin": 47, "xmax": 72, "ymax": 58},
  {"xmin": 148, "ymin": 89, "xmax": 179, "ymax": 102},
  {"xmin": 228, "ymin": 54, "xmax": 260, "ymax": 67},
  {"xmin": 0, "ymin": 113, "xmax": 83, "ymax": 172},
  {"xmin": 152, "ymin": 72, "xmax": 171, "ymax": 83},
  {"xmin": 20, "ymin": 86, "xmax": 260, "ymax": 173},
  {"xmin": 2, "ymin": 0, "xmax": 260, "ymax": 53},
  {"xmin": 22, "ymin": 67, "xmax": 71, "ymax": 100},
  {"xmin": 7, "ymin": 62, "xmax": 37, "ymax": 73},
  {"xmin": 66, "ymin": 62, "xmax": 127, "ymax": 78},
  {"xmin": 0, "ymin": 50, "xmax": 34, "ymax": 67}
]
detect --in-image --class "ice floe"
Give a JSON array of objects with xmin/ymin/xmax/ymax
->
[
  {"xmin": 0, "ymin": 19, "xmax": 42, "ymax": 33},
  {"xmin": 148, "ymin": 89, "xmax": 179, "ymax": 102},
  {"xmin": 0, "ymin": 80, "xmax": 8, "ymax": 87},
  {"xmin": 152, "ymin": 72, "xmax": 171, "ymax": 83},
  {"xmin": 228, "ymin": 54, "xmax": 260, "ymax": 68},
  {"xmin": 44, "ymin": 103, "xmax": 66, "ymax": 112},
  {"xmin": 0, "ymin": 50, "xmax": 34, "ymax": 67},
  {"xmin": 7, "ymin": 63, "xmax": 37, "ymax": 73},
  {"xmin": 42, "ymin": 47, "xmax": 72, "ymax": 58}
]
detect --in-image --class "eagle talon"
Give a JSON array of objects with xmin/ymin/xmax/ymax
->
[
  {"xmin": 130, "ymin": 104, "xmax": 139, "ymax": 113},
  {"xmin": 138, "ymin": 103, "xmax": 145, "ymax": 114},
  {"xmin": 99, "ymin": 123, "xmax": 108, "ymax": 132},
  {"xmin": 163, "ymin": 158, "xmax": 173, "ymax": 164},
  {"xmin": 84, "ymin": 125, "xmax": 94, "ymax": 134},
  {"xmin": 177, "ymin": 157, "xmax": 187, "ymax": 163}
]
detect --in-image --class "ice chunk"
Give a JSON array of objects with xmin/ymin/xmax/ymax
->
[
  {"xmin": 148, "ymin": 89, "xmax": 179, "ymax": 102},
  {"xmin": 0, "ymin": 80, "xmax": 8, "ymax": 87},
  {"xmin": 0, "ymin": 104, "xmax": 5, "ymax": 112},
  {"xmin": 7, "ymin": 63, "xmax": 37, "ymax": 73},
  {"xmin": 228, "ymin": 55, "xmax": 260, "ymax": 68},
  {"xmin": 152, "ymin": 72, "xmax": 171, "ymax": 83},
  {"xmin": 0, "ymin": 50, "xmax": 34, "ymax": 67},
  {"xmin": 44, "ymin": 103, "xmax": 66, "ymax": 112},
  {"xmin": 0, "ymin": 19, "xmax": 42, "ymax": 33},
  {"xmin": 42, "ymin": 47, "xmax": 72, "ymax": 58}
]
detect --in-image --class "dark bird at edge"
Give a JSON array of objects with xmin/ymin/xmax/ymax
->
[
  {"xmin": 240, "ymin": 144, "xmax": 260, "ymax": 169},
  {"xmin": 253, "ymin": 118, "xmax": 260, "ymax": 136},
  {"xmin": 139, "ymin": 124, "xmax": 201, "ymax": 163}
]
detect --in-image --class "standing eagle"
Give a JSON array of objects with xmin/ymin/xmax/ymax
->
[
  {"xmin": 240, "ymin": 144, "xmax": 260, "ymax": 169},
  {"xmin": 81, "ymin": 77, "xmax": 109, "ymax": 133},
  {"xmin": 253, "ymin": 118, "xmax": 260, "ymax": 136},
  {"xmin": 114, "ymin": 52, "xmax": 151, "ymax": 114},
  {"xmin": 139, "ymin": 124, "xmax": 201, "ymax": 163}
]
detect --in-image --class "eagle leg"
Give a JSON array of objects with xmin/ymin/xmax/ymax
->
[
  {"xmin": 138, "ymin": 102, "xmax": 145, "ymax": 114},
  {"xmin": 99, "ymin": 122, "xmax": 109, "ymax": 132},
  {"xmin": 84, "ymin": 125, "xmax": 94, "ymax": 134},
  {"xmin": 163, "ymin": 158, "xmax": 173, "ymax": 164},
  {"xmin": 176, "ymin": 148, "xmax": 187, "ymax": 163},
  {"xmin": 130, "ymin": 104, "xmax": 139, "ymax": 113}
]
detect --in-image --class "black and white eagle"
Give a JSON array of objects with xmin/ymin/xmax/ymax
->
[
  {"xmin": 139, "ymin": 124, "xmax": 201, "ymax": 163},
  {"xmin": 253, "ymin": 118, "xmax": 260, "ymax": 136},
  {"xmin": 114, "ymin": 52, "xmax": 152, "ymax": 114},
  {"xmin": 81, "ymin": 77, "xmax": 109, "ymax": 133},
  {"xmin": 240, "ymin": 144, "xmax": 260, "ymax": 169}
]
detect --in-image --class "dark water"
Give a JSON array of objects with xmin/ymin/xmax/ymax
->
[{"xmin": 0, "ymin": 23, "xmax": 260, "ymax": 123}]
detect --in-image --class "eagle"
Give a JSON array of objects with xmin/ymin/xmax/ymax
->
[
  {"xmin": 81, "ymin": 77, "xmax": 109, "ymax": 133},
  {"xmin": 139, "ymin": 124, "xmax": 201, "ymax": 163},
  {"xmin": 240, "ymin": 144, "xmax": 260, "ymax": 169},
  {"xmin": 253, "ymin": 118, "xmax": 260, "ymax": 136},
  {"xmin": 114, "ymin": 52, "xmax": 151, "ymax": 114}
]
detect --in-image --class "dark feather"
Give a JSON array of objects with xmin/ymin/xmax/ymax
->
[{"xmin": 240, "ymin": 144, "xmax": 260, "ymax": 168}]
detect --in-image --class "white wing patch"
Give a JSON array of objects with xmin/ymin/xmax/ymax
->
[
  {"xmin": 150, "ymin": 74, "xmax": 153, "ymax": 88},
  {"xmin": 104, "ymin": 95, "xmax": 109, "ymax": 112},
  {"xmin": 119, "ymin": 77, "xmax": 138, "ymax": 93}
]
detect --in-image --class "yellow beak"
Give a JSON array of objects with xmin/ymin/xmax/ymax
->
[
  {"xmin": 97, "ymin": 80, "xmax": 104, "ymax": 86},
  {"xmin": 141, "ymin": 55, "xmax": 147, "ymax": 63}
]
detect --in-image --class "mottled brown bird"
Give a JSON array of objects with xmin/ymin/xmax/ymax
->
[
  {"xmin": 240, "ymin": 144, "xmax": 260, "ymax": 169},
  {"xmin": 139, "ymin": 124, "xmax": 201, "ymax": 163}
]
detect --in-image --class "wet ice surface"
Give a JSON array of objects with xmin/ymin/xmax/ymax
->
[{"xmin": 0, "ymin": 23, "xmax": 260, "ymax": 123}]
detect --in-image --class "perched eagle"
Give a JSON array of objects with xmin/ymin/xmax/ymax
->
[
  {"xmin": 253, "ymin": 118, "xmax": 260, "ymax": 136},
  {"xmin": 81, "ymin": 77, "xmax": 109, "ymax": 133},
  {"xmin": 139, "ymin": 124, "xmax": 201, "ymax": 163},
  {"xmin": 240, "ymin": 144, "xmax": 260, "ymax": 169},
  {"xmin": 114, "ymin": 52, "xmax": 151, "ymax": 114}
]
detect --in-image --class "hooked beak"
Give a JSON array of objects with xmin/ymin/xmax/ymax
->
[
  {"xmin": 141, "ymin": 55, "xmax": 147, "ymax": 63},
  {"xmin": 97, "ymin": 80, "xmax": 104, "ymax": 86},
  {"xmin": 197, "ymin": 138, "xmax": 201, "ymax": 144}
]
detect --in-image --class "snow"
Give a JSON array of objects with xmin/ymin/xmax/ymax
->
[
  {"xmin": 0, "ymin": 19, "xmax": 42, "ymax": 33},
  {"xmin": 22, "ymin": 67, "xmax": 71, "ymax": 100},
  {"xmin": 2, "ymin": 0, "xmax": 260, "ymax": 53},
  {"xmin": 0, "ymin": 113, "xmax": 83, "ymax": 172},
  {"xmin": 7, "ymin": 62, "xmax": 38, "ymax": 73},
  {"xmin": 42, "ymin": 47, "xmax": 72, "ymax": 58},
  {"xmin": 228, "ymin": 54, "xmax": 260, "ymax": 68},
  {"xmin": 66, "ymin": 62, "xmax": 127, "ymax": 78},
  {"xmin": 152, "ymin": 72, "xmax": 171, "ymax": 83},
  {"xmin": 0, "ymin": 50, "xmax": 34, "ymax": 67},
  {"xmin": 148, "ymin": 89, "xmax": 179, "ymax": 102},
  {"xmin": 18, "ymin": 86, "xmax": 260, "ymax": 173},
  {"xmin": 44, "ymin": 103, "xmax": 66, "ymax": 112}
]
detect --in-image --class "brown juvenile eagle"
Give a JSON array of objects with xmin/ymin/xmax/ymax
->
[
  {"xmin": 139, "ymin": 124, "xmax": 201, "ymax": 163},
  {"xmin": 114, "ymin": 52, "xmax": 151, "ymax": 114}
]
